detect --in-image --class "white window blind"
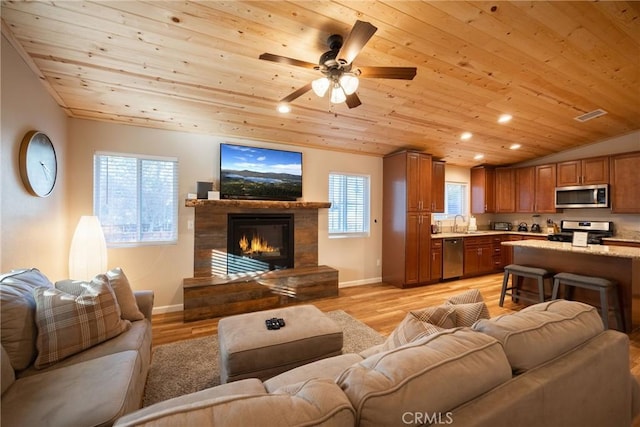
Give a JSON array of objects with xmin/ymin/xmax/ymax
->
[
  {"xmin": 328, "ymin": 173, "xmax": 370, "ymax": 236},
  {"xmin": 434, "ymin": 182, "xmax": 468, "ymax": 220},
  {"xmin": 94, "ymin": 153, "xmax": 178, "ymax": 246}
]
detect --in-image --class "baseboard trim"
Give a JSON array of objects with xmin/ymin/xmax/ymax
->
[
  {"xmin": 153, "ymin": 304, "xmax": 183, "ymax": 315},
  {"xmin": 339, "ymin": 277, "xmax": 382, "ymax": 288}
]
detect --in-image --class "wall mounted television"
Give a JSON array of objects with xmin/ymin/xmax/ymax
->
[{"xmin": 220, "ymin": 143, "xmax": 303, "ymax": 201}]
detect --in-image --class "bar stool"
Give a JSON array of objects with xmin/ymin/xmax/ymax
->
[
  {"xmin": 499, "ymin": 264, "xmax": 554, "ymax": 307},
  {"xmin": 552, "ymin": 272, "xmax": 624, "ymax": 330}
]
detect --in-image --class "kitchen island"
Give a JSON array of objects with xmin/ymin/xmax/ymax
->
[{"xmin": 502, "ymin": 239, "xmax": 640, "ymax": 332}]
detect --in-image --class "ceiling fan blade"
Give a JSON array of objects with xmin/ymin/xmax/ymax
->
[
  {"xmin": 259, "ymin": 53, "xmax": 317, "ymax": 69},
  {"xmin": 280, "ymin": 82, "xmax": 313, "ymax": 103},
  {"xmin": 358, "ymin": 66, "xmax": 417, "ymax": 80},
  {"xmin": 337, "ymin": 20, "xmax": 378, "ymax": 65},
  {"xmin": 345, "ymin": 93, "xmax": 362, "ymax": 109}
]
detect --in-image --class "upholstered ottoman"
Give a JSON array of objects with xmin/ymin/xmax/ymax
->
[{"xmin": 218, "ymin": 305, "xmax": 343, "ymax": 383}]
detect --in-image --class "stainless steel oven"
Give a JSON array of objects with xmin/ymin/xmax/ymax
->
[{"xmin": 555, "ymin": 184, "xmax": 608, "ymax": 208}]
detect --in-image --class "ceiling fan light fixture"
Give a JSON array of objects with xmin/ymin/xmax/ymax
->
[
  {"xmin": 330, "ymin": 84, "xmax": 347, "ymax": 104},
  {"xmin": 311, "ymin": 78, "xmax": 330, "ymax": 97},
  {"xmin": 339, "ymin": 74, "xmax": 359, "ymax": 95}
]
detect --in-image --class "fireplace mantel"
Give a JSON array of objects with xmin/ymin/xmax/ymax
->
[{"xmin": 185, "ymin": 199, "xmax": 331, "ymax": 209}]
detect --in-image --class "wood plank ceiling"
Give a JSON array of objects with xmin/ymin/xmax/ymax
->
[{"xmin": 2, "ymin": 1, "xmax": 639, "ymax": 166}]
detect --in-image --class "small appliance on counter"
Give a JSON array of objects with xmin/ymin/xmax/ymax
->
[
  {"xmin": 492, "ymin": 222, "xmax": 513, "ymax": 231},
  {"xmin": 531, "ymin": 215, "xmax": 542, "ymax": 233},
  {"xmin": 468, "ymin": 216, "xmax": 477, "ymax": 233},
  {"xmin": 547, "ymin": 220, "xmax": 614, "ymax": 245},
  {"xmin": 517, "ymin": 222, "xmax": 528, "ymax": 232}
]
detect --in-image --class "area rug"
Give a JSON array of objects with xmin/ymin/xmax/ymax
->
[{"xmin": 142, "ymin": 310, "xmax": 384, "ymax": 407}]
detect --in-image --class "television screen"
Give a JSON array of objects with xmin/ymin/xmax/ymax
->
[{"xmin": 220, "ymin": 143, "xmax": 303, "ymax": 201}]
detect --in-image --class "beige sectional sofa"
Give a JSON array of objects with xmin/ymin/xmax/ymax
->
[
  {"xmin": 115, "ymin": 299, "xmax": 639, "ymax": 427},
  {"xmin": 1, "ymin": 268, "xmax": 154, "ymax": 427}
]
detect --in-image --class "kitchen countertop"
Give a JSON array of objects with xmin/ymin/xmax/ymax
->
[
  {"xmin": 431, "ymin": 231, "xmax": 640, "ymax": 245},
  {"xmin": 502, "ymin": 239, "xmax": 640, "ymax": 259},
  {"xmin": 431, "ymin": 231, "xmax": 550, "ymax": 239}
]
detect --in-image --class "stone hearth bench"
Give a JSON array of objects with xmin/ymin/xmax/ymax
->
[
  {"xmin": 217, "ymin": 305, "xmax": 343, "ymax": 383},
  {"xmin": 183, "ymin": 265, "xmax": 338, "ymax": 321}
]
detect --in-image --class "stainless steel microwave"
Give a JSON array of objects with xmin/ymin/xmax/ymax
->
[{"xmin": 555, "ymin": 184, "xmax": 609, "ymax": 208}]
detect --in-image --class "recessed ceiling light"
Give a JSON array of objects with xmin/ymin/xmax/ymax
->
[
  {"xmin": 277, "ymin": 103, "xmax": 291, "ymax": 113},
  {"xmin": 509, "ymin": 143, "xmax": 521, "ymax": 150},
  {"xmin": 461, "ymin": 132, "xmax": 473, "ymax": 140},
  {"xmin": 498, "ymin": 114, "xmax": 512, "ymax": 123},
  {"xmin": 473, "ymin": 154, "xmax": 484, "ymax": 160}
]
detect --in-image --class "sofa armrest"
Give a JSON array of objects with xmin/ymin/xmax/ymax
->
[{"xmin": 134, "ymin": 290, "xmax": 154, "ymax": 321}]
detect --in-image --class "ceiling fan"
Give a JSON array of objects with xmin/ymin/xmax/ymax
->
[{"xmin": 259, "ymin": 20, "xmax": 417, "ymax": 109}]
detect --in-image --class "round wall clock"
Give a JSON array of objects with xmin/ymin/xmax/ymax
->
[{"xmin": 19, "ymin": 130, "xmax": 58, "ymax": 197}]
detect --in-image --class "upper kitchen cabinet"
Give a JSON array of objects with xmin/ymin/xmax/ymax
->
[
  {"xmin": 557, "ymin": 156, "xmax": 609, "ymax": 186},
  {"xmin": 431, "ymin": 161, "xmax": 445, "ymax": 213},
  {"xmin": 406, "ymin": 152, "xmax": 433, "ymax": 212},
  {"xmin": 515, "ymin": 166, "xmax": 536, "ymax": 213},
  {"xmin": 495, "ymin": 168, "xmax": 515, "ymax": 213},
  {"xmin": 534, "ymin": 163, "xmax": 558, "ymax": 213},
  {"xmin": 471, "ymin": 166, "xmax": 495, "ymax": 214},
  {"xmin": 610, "ymin": 152, "xmax": 640, "ymax": 213}
]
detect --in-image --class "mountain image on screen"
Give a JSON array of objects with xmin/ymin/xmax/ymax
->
[{"xmin": 220, "ymin": 144, "xmax": 302, "ymax": 201}]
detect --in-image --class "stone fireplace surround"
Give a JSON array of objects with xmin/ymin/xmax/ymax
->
[{"xmin": 183, "ymin": 199, "xmax": 338, "ymax": 321}]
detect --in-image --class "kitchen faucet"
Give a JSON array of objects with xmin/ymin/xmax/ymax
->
[{"xmin": 453, "ymin": 215, "xmax": 465, "ymax": 233}]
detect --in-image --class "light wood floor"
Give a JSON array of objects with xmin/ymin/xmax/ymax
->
[{"xmin": 152, "ymin": 272, "xmax": 640, "ymax": 383}]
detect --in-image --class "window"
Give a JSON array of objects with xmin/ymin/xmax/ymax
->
[
  {"xmin": 328, "ymin": 173, "xmax": 370, "ymax": 237},
  {"xmin": 94, "ymin": 152, "xmax": 178, "ymax": 246},
  {"xmin": 434, "ymin": 182, "xmax": 468, "ymax": 220}
]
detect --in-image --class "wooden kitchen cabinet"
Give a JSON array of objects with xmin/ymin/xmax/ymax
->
[
  {"xmin": 557, "ymin": 156, "xmax": 609, "ymax": 186},
  {"xmin": 534, "ymin": 163, "xmax": 558, "ymax": 213},
  {"xmin": 431, "ymin": 238, "xmax": 443, "ymax": 281},
  {"xmin": 515, "ymin": 166, "xmax": 535, "ymax": 213},
  {"xmin": 471, "ymin": 166, "xmax": 495, "ymax": 214},
  {"xmin": 431, "ymin": 161, "xmax": 445, "ymax": 213},
  {"xmin": 495, "ymin": 168, "xmax": 515, "ymax": 213},
  {"xmin": 407, "ymin": 152, "xmax": 432, "ymax": 212},
  {"xmin": 382, "ymin": 151, "xmax": 433, "ymax": 288},
  {"xmin": 463, "ymin": 236, "xmax": 494, "ymax": 277},
  {"xmin": 610, "ymin": 151, "xmax": 640, "ymax": 214}
]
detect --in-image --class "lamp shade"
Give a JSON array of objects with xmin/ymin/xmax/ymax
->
[
  {"xmin": 339, "ymin": 75, "xmax": 359, "ymax": 95},
  {"xmin": 330, "ymin": 84, "xmax": 347, "ymax": 104},
  {"xmin": 69, "ymin": 216, "xmax": 107, "ymax": 281},
  {"xmin": 311, "ymin": 77, "xmax": 330, "ymax": 97}
]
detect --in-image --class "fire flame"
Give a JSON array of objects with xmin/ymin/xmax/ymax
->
[{"xmin": 239, "ymin": 234, "xmax": 277, "ymax": 255}]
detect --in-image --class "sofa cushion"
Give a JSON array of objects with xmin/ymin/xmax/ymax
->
[
  {"xmin": 106, "ymin": 268, "xmax": 145, "ymax": 321},
  {"xmin": 337, "ymin": 328, "xmax": 512, "ymax": 427},
  {"xmin": 0, "ymin": 268, "xmax": 53, "ymax": 370},
  {"xmin": 18, "ymin": 319, "xmax": 150, "ymax": 378},
  {"xmin": 33, "ymin": 274, "xmax": 131, "ymax": 369},
  {"xmin": 473, "ymin": 300, "xmax": 604, "ymax": 373},
  {"xmin": 1, "ymin": 351, "xmax": 141, "ymax": 427},
  {"xmin": 114, "ymin": 378, "xmax": 355, "ymax": 427},
  {"xmin": 381, "ymin": 305, "xmax": 455, "ymax": 351},
  {"xmin": 264, "ymin": 353, "xmax": 364, "ymax": 392},
  {"xmin": 1, "ymin": 345, "xmax": 15, "ymax": 395}
]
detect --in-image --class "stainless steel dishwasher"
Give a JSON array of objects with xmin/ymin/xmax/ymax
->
[{"xmin": 443, "ymin": 238, "xmax": 464, "ymax": 279}]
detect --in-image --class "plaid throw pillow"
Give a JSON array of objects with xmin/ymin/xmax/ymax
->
[
  {"xmin": 446, "ymin": 289, "xmax": 490, "ymax": 327},
  {"xmin": 33, "ymin": 274, "xmax": 131, "ymax": 369},
  {"xmin": 382, "ymin": 305, "xmax": 455, "ymax": 351}
]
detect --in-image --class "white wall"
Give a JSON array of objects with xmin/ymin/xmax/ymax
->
[
  {"xmin": 67, "ymin": 119, "xmax": 383, "ymax": 310},
  {"xmin": 1, "ymin": 35, "xmax": 69, "ymax": 277}
]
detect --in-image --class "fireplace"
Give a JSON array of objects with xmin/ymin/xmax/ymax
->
[{"xmin": 227, "ymin": 213, "xmax": 294, "ymax": 273}]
